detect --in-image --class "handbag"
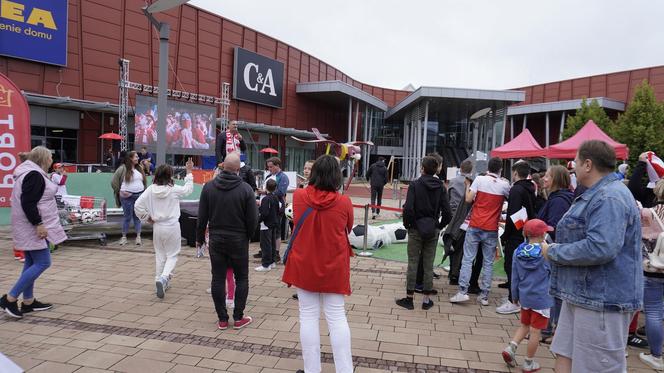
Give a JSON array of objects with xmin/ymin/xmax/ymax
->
[
  {"xmin": 647, "ymin": 208, "xmax": 664, "ymax": 269},
  {"xmin": 282, "ymin": 206, "xmax": 313, "ymax": 265}
]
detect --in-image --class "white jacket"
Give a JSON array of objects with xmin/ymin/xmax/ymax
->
[{"xmin": 134, "ymin": 173, "xmax": 194, "ymax": 226}]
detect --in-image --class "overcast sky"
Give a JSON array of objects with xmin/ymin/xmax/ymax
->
[{"xmin": 190, "ymin": 0, "xmax": 664, "ymax": 91}]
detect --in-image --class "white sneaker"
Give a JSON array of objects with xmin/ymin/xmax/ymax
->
[
  {"xmin": 156, "ymin": 277, "xmax": 165, "ymax": 299},
  {"xmin": 118, "ymin": 236, "xmax": 127, "ymax": 245},
  {"xmin": 522, "ymin": 359, "xmax": 541, "ymax": 373},
  {"xmin": 478, "ymin": 296, "xmax": 490, "ymax": 306},
  {"xmin": 135, "ymin": 236, "xmax": 142, "ymax": 245},
  {"xmin": 449, "ymin": 292, "xmax": 470, "ymax": 303},
  {"xmin": 639, "ymin": 352, "xmax": 664, "ymax": 370},
  {"xmin": 226, "ymin": 299, "xmax": 234, "ymax": 308},
  {"xmin": 442, "ymin": 265, "xmax": 450, "ymax": 272},
  {"xmin": 269, "ymin": 263, "xmax": 276, "ymax": 269},
  {"xmin": 255, "ymin": 265, "xmax": 271, "ymax": 272},
  {"xmin": 205, "ymin": 288, "xmax": 211, "ymax": 294},
  {"xmin": 496, "ymin": 300, "xmax": 521, "ymax": 314}
]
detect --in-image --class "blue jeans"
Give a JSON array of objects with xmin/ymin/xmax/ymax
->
[
  {"xmin": 644, "ymin": 276, "xmax": 664, "ymax": 357},
  {"xmin": 9, "ymin": 248, "xmax": 51, "ymax": 300},
  {"xmin": 458, "ymin": 227, "xmax": 497, "ymax": 297},
  {"xmin": 120, "ymin": 192, "xmax": 142, "ymax": 235},
  {"xmin": 543, "ymin": 297, "xmax": 563, "ymax": 336}
]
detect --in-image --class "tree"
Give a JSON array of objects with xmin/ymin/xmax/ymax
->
[
  {"xmin": 613, "ymin": 80, "xmax": 664, "ymax": 165},
  {"xmin": 562, "ymin": 98, "xmax": 614, "ymax": 140}
]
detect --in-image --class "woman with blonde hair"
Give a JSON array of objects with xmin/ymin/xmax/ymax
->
[
  {"xmin": 537, "ymin": 164, "xmax": 574, "ymax": 342},
  {"xmin": 111, "ymin": 150, "xmax": 146, "ymax": 245},
  {"xmin": 0, "ymin": 146, "xmax": 67, "ymax": 318}
]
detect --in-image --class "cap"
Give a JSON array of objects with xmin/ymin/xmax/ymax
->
[
  {"xmin": 523, "ymin": 219, "xmax": 554, "ymax": 237},
  {"xmin": 53, "ymin": 163, "xmax": 63, "ymax": 169}
]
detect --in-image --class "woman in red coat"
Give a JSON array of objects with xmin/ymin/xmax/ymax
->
[{"xmin": 282, "ymin": 155, "xmax": 354, "ymax": 373}]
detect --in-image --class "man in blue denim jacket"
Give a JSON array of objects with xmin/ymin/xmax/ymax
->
[{"xmin": 542, "ymin": 140, "xmax": 643, "ymax": 373}]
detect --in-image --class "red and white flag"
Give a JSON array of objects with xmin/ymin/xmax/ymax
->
[
  {"xmin": 646, "ymin": 151, "xmax": 664, "ymax": 188},
  {"xmin": 510, "ymin": 207, "xmax": 528, "ymax": 230}
]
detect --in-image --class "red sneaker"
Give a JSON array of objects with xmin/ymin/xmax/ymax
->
[
  {"xmin": 217, "ymin": 320, "xmax": 229, "ymax": 330},
  {"xmin": 233, "ymin": 316, "xmax": 253, "ymax": 329}
]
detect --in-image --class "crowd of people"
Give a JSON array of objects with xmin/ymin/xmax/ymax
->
[{"xmin": 4, "ymin": 137, "xmax": 664, "ymax": 373}]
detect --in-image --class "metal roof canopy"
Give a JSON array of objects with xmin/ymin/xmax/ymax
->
[
  {"xmin": 296, "ymin": 80, "xmax": 388, "ymax": 111},
  {"xmin": 507, "ymin": 97, "xmax": 625, "ymax": 116},
  {"xmin": 24, "ymin": 92, "xmax": 121, "ymax": 114},
  {"xmin": 386, "ymin": 86, "xmax": 525, "ymax": 121}
]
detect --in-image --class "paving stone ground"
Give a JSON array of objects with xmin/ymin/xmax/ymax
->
[{"xmin": 0, "ymin": 197, "xmax": 656, "ymax": 372}]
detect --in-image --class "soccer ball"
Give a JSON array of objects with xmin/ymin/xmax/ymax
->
[
  {"xmin": 81, "ymin": 210, "xmax": 94, "ymax": 224},
  {"xmin": 379, "ymin": 223, "xmax": 408, "ymax": 243},
  {"xmin": 285, "ymin": 203, "xmax": 294, "ymax": 221},
  {"xmin": 348, "ymin": 224, "xmax": 385, "ymax": 249}
]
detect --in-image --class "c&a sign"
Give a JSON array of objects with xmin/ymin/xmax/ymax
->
[
  {"xmin": 233, "ymin": 47, "xmax": 284, "ymax": 109},
  {"xmin": 0, "ymin": 73, "xmax": 31, "ymax": 207},
  {"xmin": 0, "ymin": 0, "xmax": 68, "ymax": 66}
]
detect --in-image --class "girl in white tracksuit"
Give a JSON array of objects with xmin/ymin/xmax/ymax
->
[{"xmin": 135, "ymin": 159, "xmax": 194, "ymax": 298}]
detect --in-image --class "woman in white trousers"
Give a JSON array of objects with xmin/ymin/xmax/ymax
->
[
  {"xmin": 282, "ymin": 155, "xmax": 355, "ymax": 373},
  {"xmin": 135, "ymin": 158, "xmax": 194, "ymax": 298}
]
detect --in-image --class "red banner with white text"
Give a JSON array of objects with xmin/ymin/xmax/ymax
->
[{"xmin": 0, "ymin": 73, "xmax": 31, "ymax": 207}]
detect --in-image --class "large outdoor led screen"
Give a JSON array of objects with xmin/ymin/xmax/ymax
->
[{"xmin": 134, "ymin": 95, "xmax": 216, "ymax": 155}]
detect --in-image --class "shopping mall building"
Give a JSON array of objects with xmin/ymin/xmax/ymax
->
[{"xmin": 2, "ymin": 0, "xmax": 664, "ymax": 178}]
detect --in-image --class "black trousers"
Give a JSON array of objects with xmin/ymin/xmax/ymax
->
[
  {"xmin": 503, "ymin": 239, "xmax": 521, "ymax": 302},
  {"xmin": 430, "ymin": 231, "xmax": 482, "ymax": 288},
  {"xmin": 209, "ymin": 233, "xmax": 249, "ymax": 322},
  {"xmin": 260, "ymin": 228, "xmax": 277, "ymax": 267},
  {"xmin": 370, "ymin": 186, "xmax": 384, "ymax": 214}
]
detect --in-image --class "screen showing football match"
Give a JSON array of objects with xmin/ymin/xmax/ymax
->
[{"xmin": 134, "ymin": 95, "xmax": 217, "ymax": 155}]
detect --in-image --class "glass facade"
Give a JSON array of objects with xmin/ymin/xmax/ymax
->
[{"xmin": 31, "ymin": 126, "xmax": 78, "ymax": 163}]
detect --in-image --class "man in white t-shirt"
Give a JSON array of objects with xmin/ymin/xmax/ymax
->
[
  {"xmin": 50, "ymin": 163, "xmax": 68, "ymax": 197},
  {"xmin": 450, "ymin": 157, "xmax": 510, "ymax": 305}
]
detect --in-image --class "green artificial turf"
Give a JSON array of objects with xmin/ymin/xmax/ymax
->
[{"xmin": 355, "ymin": 221, "xmax": 507, "ymax": 278}]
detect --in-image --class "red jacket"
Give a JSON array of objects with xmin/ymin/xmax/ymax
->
[{"xmin": 282, "ymin": 186, "xmax": 354, "ymax": 295}]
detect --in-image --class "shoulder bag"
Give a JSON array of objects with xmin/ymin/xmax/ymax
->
[{"xmin": 283, "ymin": 206, "xmax": 314, "ymax": 265}]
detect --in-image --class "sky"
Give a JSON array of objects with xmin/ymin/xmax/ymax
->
[{"xmin": 189, "ymin": 0, "xmax": 664, "ymax": 91}]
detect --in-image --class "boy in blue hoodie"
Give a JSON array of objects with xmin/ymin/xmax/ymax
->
[{"xmin": 502, "ymin": 219, "xmax": 554, "ymax": 373}]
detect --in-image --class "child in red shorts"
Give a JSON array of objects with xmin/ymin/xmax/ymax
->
[{"xmin": 502, "ymin": 219, "xmax": 554, "ymax": 373}]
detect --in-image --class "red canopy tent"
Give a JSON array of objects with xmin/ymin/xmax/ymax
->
[
  {"xmin": 490, "ymin": 129, "xmax": 545, "ymax": 158},
  {"xmin": 546, "ymin": 120, "xmax": 629, "ymax": 159}
]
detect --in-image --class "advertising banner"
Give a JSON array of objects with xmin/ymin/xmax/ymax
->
[
  {"xmin": 233, "ymin": 47, "xmax": 284, "ymax": 108},
  {"xmin": 134, "ymin": 95, "xmax": 217, "ymax": 156},
  {"xmin": 0, "ymin": 0, "xmax": 68, "ymax": 66},
  {"xmin": 0, "ymin": 73, "xmax": 32, "ymax": 207}
]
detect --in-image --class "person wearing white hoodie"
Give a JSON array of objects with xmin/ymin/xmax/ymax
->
[{"xmin": 135, "ymin": 158, "xmax": 194, "ymax": 298}]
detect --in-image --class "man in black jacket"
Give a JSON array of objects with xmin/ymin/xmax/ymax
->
[
  {"xmin": 496, "ymin": 161, "xmax": 536, "ymax": 315},
  {"xmin": 197, "ymin": 153, "xmax": 258, "ymax": 330},
  {"xmin": 366, "ymin": 157, "xmax": 388, "ymax": 219},
  {"xmin": 239, "ymin": 154, "xmax": 257, "ymax": 191},
  {"xmin": 396, "ymin": 156, "xmax": 452, "ymax": 310},
  {"xmin": 215, "ymin": 121, "xmax": 247, "ymax": 165},
  {"xmin": 628, "ymin": 152, "xmax": 657, "ymax": 208}
]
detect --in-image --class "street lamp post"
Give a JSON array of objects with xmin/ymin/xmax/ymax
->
[{"xmin": 143, "ymin": 0, "xmax": 190, "ymax": 166}]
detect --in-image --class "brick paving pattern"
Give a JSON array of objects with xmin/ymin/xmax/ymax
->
[{"xmin": 0, "ymin": 197, "xmax": 655, "ymax": 372}]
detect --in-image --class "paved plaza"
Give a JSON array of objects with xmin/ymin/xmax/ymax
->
[{"xmin": 0, "ymin": 202, "xmax": 656, "ymax": 373}]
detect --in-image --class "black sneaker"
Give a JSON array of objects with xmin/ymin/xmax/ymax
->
[
  {"xmin": 253, "ymin": 252, "xmax": 262, "ymax": 258},
  {"xmin": 498, "ymin": 282, "xmax": 510, "ymax": 289},
  {"xmin": 292, "ymin": 294, "xmax": 298, "ymax": 300},
  {"xmin": 0, "ymin": 294, "xmax": 23, "ymax": 319},
  {"xmin": 468, "ymin": 286, "xmax": 482, "ymax": 295},
  {"xmin": 628, "ymin": 334, "xmax": 648, "ymax": 349},
  {"xmin": 422, "ymin": 299, "xmax": 434, "ymax": 310},
  {"xmin": 395, "ymin": 297, "xmax": 414, "ymax": 310},
  {"xmin": 21, "ymin": 299, "xmax": 53, "ymax": 313}
]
